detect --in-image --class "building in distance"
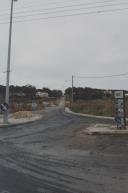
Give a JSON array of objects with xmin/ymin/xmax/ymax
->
[{"xmin": 36, "ymin": 91, "xmax": 49, "ymax": 98}]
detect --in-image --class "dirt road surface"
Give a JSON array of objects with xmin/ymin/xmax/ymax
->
[{"xmin": 0, "ymin": 106, "xmax": 128, "ymax": 193}]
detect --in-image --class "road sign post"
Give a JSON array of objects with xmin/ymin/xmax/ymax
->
[
  {"xmin": 0, "ymin": 103, "xmax": 9, "ymax": 113},
  {"xmin": 114, "ymin": 91, "xmax": 126, "ymax": 129}
]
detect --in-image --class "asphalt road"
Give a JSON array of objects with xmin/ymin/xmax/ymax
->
[{"xmin": 0, "ymin": 106, "xmax": 128, "ymax": 193}]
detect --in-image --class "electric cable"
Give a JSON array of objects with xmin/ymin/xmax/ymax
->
[
  {"xmin": 75, "ymin": 72, "xmax": 128, "ymax": 79},
  {"xmin": 0, "ymin": 5, "xmax": 127, "ymax": 24}
]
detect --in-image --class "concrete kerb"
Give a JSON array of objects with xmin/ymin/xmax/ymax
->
[
  {"xmin": 0, "ymin": 115, "xmax": 43, "ymax": 128},
  {"xmin": 65, "ymin": 107, "xmax": 114, "ymax": 120},
  {"xmin": 85, "ymin": 130, "xmax": 128, "ymax": 135},
  {"xmin": 83, "ymin": 124, "xmax": 128, "ymax": 135},
  {"xmin": 65, "ymin": 107, "xmax": 128, "ymax": 135}
]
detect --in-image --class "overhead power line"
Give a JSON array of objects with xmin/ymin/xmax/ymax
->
[
  {"xmin": 15, "ymin": 0, "xmax": 114, "ymax": 9},
  {"xmin": 0, "ymin": 6, "xmax": 128, "ymax": 24},
  {"xmin": 0, "ymin": 0, "xmax": 90, "ymax": 10},
  {"xmin": 0, "ymin": 0, "xmax": 125, "ymax": 13},
  {"xmin": 0, "ymin": 1, "xmax": 127, "ymax": 21},
  {"xmin": 75, "ymin": 72, "xmax": 128, "ymax": 79},
  {"xmin": 13, "ymin": 0, "xmax": 124, "ymax": 10}
]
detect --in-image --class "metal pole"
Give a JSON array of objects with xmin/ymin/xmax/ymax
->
[
  {"xmin": 3, "ymin": 0, "xmax": 14, "ymax": 124},
  {"xmin": 71, "ymin": 75, "xmax": 74, "ymax": 106}
]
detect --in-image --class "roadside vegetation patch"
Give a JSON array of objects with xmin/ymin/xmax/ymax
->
[
  {"xmin": 70, "ymin": 99, "xmax": 114, "ymax": 117},
  {"xmin": 12, "ymin": 111, "xmax": 35, "ymax": 119}
]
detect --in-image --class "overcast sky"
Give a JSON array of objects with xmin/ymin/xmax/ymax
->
[{"xmin": 0, "ymin": 0, "xmax": 128, "ymax": 90}]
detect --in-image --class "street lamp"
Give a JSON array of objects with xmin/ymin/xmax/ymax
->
[{"xmin": 4, "ymin": 0, "xmax": 18, "ymax": 124}]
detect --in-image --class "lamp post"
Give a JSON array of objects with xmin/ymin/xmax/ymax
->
[{"xmin": 4, "ymin": 0, "xmax": 17, "ymax": 124}]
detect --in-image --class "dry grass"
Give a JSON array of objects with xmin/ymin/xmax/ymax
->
[
  {"xmin": 10, "ymin": 102, "xmax": 44, "ymax": 113},
  {"xmin": 71, "ymin": 99, "xmax": 115, "ymax": 117},
  {"xmin": 12, "ymin": 111, "xmax": 34, "ymax": 119},
  {"xmin": 70, "ymin": 99, "xmax": 128, "ymax": 117}
]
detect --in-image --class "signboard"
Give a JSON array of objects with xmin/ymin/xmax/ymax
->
[
  {"xmin": 114, "ymin": 91, "xmax": 124, "ymax": 99},
  {"xmin": 114, "ymin": 91, "xmax": 126, "ymax": 129},
  {"xmin": 0, "ymin": 103, "xmax": 9, "ymax": 112}
]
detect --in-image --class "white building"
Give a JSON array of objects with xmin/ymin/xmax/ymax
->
[{"xmin": 36, "ymin": 92, "xmax": 48, "ymax": 98}]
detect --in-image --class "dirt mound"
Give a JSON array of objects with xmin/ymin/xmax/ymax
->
[{"xmin": 12, "ymin": 111, "xmax": 34, "ymax": 119}]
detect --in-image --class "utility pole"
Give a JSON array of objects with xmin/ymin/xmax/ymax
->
[
  {"xmin": 71, "ymin": 75, "xmax": 74, "ymax": 106},
  {"xmin": 3, "ymin": 0, "xmax": 17, "ymax": 124}
]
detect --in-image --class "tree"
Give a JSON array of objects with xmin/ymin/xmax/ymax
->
[{"xmin": 65, "ymin": 87, "xmax": 111, "ymax": 101}]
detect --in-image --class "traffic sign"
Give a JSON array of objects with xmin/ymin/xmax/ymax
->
[
  {"xmin": 114, "ymin": 91, "xmax": 124, "ymax": 99},
  {"xmin": 0, "ymin": 103, "xmax": 9, "ymax": 112},
  {"xmin": 114, "ymin": 90, "xmax": 126, "ymax": 129}
]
